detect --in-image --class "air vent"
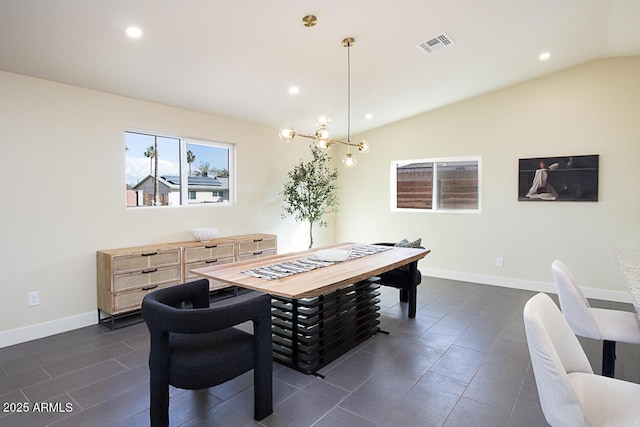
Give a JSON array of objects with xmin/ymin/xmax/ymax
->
[{"xmin": 417, "ymin": 33, "xmax": 454, "ymax": 55}]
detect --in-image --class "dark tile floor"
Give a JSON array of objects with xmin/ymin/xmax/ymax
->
[{"xmin": 1, "ymin": 277, "xmax": 639, "ymax": 426}]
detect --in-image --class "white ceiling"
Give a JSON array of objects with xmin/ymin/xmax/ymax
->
[{"xmin": 1, "ymin": 0, "xmax": 639, "ymax": 139}]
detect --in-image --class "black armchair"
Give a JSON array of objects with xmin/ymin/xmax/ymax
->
[
  {"xmin": 374, "ymin": 242, "xmax": 423, "ymax": 318},
  {"xmin": 141, "ymin": 279, "xmax": 273, "ymax": 426}
]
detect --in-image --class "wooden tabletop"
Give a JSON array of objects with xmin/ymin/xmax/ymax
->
[{"xmin": 191, "ymin": 242, "xmax": 430, "ymax": 299}]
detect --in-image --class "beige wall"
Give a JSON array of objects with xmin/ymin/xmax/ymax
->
[
  {"xmin": 0, "ymin": 71, "xmax": 334, "ymax": 345},
  {"xmin": 337, "ymin": 57, "xmax": 640, "ymax": 299}
]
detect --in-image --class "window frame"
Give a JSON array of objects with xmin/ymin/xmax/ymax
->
[
  {"xmin": 390, "ymin": 155, "xmax": 481, "ymax": 213},
  {"xmin": 125, "ymin": 130, "xmax": 236, "ymax": 208}
]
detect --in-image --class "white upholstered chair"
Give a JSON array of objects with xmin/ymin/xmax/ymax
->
[
  {"xmin": 524, "ymin": 293, "xmax": 640, "ymax": 427},
  {"xmin": 551, "ymin": 259, "xmax": 640, "ymax": 377}
]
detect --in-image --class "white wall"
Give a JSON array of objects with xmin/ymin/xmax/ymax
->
[
  {"xmin": 0, "ymin": 71, "xmax": 334, "ymax": 346},
  {"xmin": 337, "ymin": 57, "xmax": 640, "ymax": 300},
  {"xmin": 2, "ymin": 57, "xmax": 638, "ymax": 347}
]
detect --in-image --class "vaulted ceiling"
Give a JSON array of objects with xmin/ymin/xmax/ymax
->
[{"xmin": 1, "ymin": 0, "xmax": 639, "ymax": 138}]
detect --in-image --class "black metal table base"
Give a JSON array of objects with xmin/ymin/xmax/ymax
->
[{"xmin": 271, "ymin": 277, "xmax": 382, "ymax": 375}]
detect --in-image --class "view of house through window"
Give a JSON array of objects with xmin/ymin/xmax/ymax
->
[
  {"xmin": 392, "ymin": 157, "xmax": 480, "ymax": 212},
  {"xmin": 125, "ymin": 131, "xmax": 233, "ymax": 207}
]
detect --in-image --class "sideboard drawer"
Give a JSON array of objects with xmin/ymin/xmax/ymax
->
[
  {"xmin": 238, "ymin": 249, "xmax": 276, "ymax": 262},
  {"xmin": 113, "ymin": 283, "xmax": 176, "ymax": 313},
  {"xmin": 184, "ymin": 257, "xmax": 234, "ymax": 282},
  {"xmin": 237, "ymin": 237, "xmax": 277, "ymax": 255},
  {"xmin": 113, "ymin": 265, "xmax": 181, "ymax": 292},
  {"xmin": 184, "ymin": 243, "xmax": 235, "ymax": 263},
  {"xmin": 113, "ymin": 249, "xmax": 180, "ymax": 274}
]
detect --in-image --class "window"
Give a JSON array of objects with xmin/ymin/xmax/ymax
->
[
  {"xmin": 391, "ymin": 156, "xmax": 480, "ymax": 212},
  {"xmin": 125, "ymin": 131, "xmax": 234, "ymax": 207}
]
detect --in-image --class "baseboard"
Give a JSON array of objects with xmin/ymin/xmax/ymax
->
[
  {"xmin": 0, "ymin": 311, "xmax": 97, "ymax": 348},
  {"xmin": 421, "ymin": 267, "xmax": 633, "ymax": 304}
]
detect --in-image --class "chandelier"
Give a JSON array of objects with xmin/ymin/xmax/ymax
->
[{"xmin": 279, "ymin": 16, "xmax": 370, "ymax": 168}]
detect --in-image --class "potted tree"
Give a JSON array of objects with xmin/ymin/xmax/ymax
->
[{"xmin": 281, "ymin": 145, "xmax": 339, "ymax": 248}]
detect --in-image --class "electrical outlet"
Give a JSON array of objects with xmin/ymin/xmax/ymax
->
[
  {"xmin": 496, "ymin": 257, "xmax": 504, "ymax": 268},
  {"xmin": 28, "ymin": 291, "xmax": 40, "ymax": 307}
]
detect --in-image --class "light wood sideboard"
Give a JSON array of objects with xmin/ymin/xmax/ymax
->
[{"xmin": 97, "ymin": 233, "xmax": 276, "ymax": 329}]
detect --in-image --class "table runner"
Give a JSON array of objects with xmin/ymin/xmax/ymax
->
[{"xmin": 242, "ymin": 244, "xmax": 391, "ymax": 280}]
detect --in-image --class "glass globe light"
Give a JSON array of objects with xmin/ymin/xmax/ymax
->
[
  {"xmin": 342, "ymin": 153, "xmax": 357, "ymax": 168},
  {"xmin": 316, "ymin": 126, "xmax": 331, "ymax": 142},
  {"xmin": 316, "ymin": 139, "xmax": 331, "ymax": 150},
  {"xmin": 279, "ymin": 125, "xmax": 296, "ymax": 142},
  {"xmin": 316, "ymin": 115, "xmax": 331, "ymax": 128},
  {"xmin": 357, "ymin": 140, "xmax": 370, "ymax": 153}
]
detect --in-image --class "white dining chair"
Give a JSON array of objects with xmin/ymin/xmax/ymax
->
[
  {"xmin": 551, "ymin": 259, "xmax": 640, "ymax": 377},
  {"xmin": 524, "ymin": 292, "xmax": 640, "ymax": 427}
]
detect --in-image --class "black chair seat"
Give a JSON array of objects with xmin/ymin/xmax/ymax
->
[{"xmin": 169, "ymin": 328, "xmax": 254, "ymax": 390}]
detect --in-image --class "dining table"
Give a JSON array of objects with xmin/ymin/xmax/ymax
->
[{"xmin": 192, "ymin": 242, "xmax": 430, "ymax": 375}]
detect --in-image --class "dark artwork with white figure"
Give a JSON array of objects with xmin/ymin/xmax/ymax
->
[{"xmin": 518, "ymin": 155, "xmax": 599, "ymax": 201}]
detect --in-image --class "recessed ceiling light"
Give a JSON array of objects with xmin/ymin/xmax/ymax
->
[
  {"xmin": 288, "ymin": 86, "xmax": 300, "ymax": 95},
  {"xmin": 365, "ymin": 113, "xmax": 373, "ymax": 120},
  {"xmin": 126, "ymin": 27, "xmax": 143, "ymax": 38},
  {"xmin": 539, "ymin": 52, "xmax": 551, "ymax": 61}
]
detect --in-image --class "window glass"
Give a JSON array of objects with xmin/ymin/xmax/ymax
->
[
  {"xmin": 125, "ymin": 132, "xmax": 180, "ymax": 206},
  {"xmin": 396, "ymin": 162, "xmax": 433, "ymax": 209},
  {"xmin": 436, "ymin": 160, "xmax": 479, "ymax": 210},
  {"xmin": 392, "ymin": 157, "xmax": 480, "ymax": 212},
  {"xmin": 185, "ymin": 141, "xmax": 231, "ymax": 204},
  {"xmin": 124, "ymin": 131, "xmax": 234, "ymax": 207}
]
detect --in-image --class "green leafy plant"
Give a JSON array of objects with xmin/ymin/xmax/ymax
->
[{"xmin": 281, "ymin": 145, "xmax": 339, "ymax": 248}]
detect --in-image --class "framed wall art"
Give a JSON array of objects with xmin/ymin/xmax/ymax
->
[{"xmin": 518, "ymin": 155, "xmax": 599, "ymax": 202}]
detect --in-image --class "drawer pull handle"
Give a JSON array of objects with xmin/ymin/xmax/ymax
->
[
  {"xmin": 142, "ymin": 285, "xmax": 158, "ymax": 291},
  {"xmin": 205, "ymin": 244, "xmax": 218, "ymax": 249},
  {"xmin": 141, "ymin": 252, "xmax": 158, "ymax": 257},
  {"xmin": 142, "ymin": 268, "xmax": 158, "ymax": 274},
  {"xmin": 253, "ymin": 238, "xmax": 263, "ymax": 242},
  {"xmin": 253, "ymin": 251, "xmax": 263, "ymax": 255},
  {"xmin": 205, "ymin": 259, "xmax": 218, "ymax": 264}
]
